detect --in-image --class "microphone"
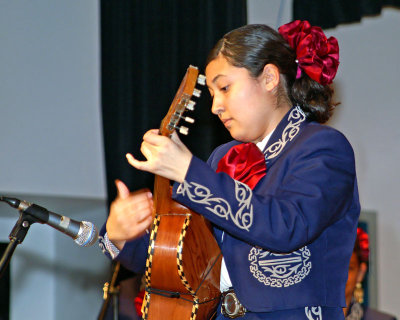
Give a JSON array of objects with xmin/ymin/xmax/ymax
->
[{"xmin": 0, "ymin": 196, "xmax": 99, "ymax": 247}]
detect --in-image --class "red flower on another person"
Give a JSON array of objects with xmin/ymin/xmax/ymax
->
[
  {"xmin": 134, "ymin": 289, "xmax": 145, "ymax": 317},
  {"xmin": 357, "ymin": 227, "xmax": 370, "ymax": 263}
]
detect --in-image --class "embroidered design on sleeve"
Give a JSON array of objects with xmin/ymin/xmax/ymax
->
[
  {"xmin": 249, "ymin": 246, "xmax": 311, "ymax": 287},
  {"xmin": 98, "ymin": 233, "xmax": 120, "ymax": 259},
  {"xmin": 177, "ymin": 180, "xmax": 253, "ymax": 231},
  {"xmin": 305, "ymin": 306, "xmax": 322, "ymax": 320},
  {"xmin": 98, "ymin": 235, "xmax": 106, "ymax": 254},
  {"xmin": 264, "ymin": 106, "xmax": 306, "ymax": 161}
]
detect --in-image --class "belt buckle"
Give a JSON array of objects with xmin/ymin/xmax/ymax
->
[{"xmin": 221, "ymin": 289, "xmax": 246, "ymax": 319}]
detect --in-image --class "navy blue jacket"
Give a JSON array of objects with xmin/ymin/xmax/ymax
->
[{"xmin": 100, "ymin": 107, "xmax": 360, "ymax": 318}]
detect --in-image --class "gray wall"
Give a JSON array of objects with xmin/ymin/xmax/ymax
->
[
  {"xmin": 0, "ymin": 1, "xmax": 109, "ymax": 319},
  {"xmin": 0, "ymin": 0, "xmax": 106, "ymax": 199},
  {"xmin": 248, "ymin": 0, "xmax": 400, "ymax": 317}
]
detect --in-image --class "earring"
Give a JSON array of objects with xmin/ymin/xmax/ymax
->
[{"xmin": 354, "ymin": 282, "xmax": 364, "ymax": 304}]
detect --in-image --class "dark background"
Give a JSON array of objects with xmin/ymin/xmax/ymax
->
[{"xmin": 101, "ymin": 0, "xmax": 247, "ymax": 204}]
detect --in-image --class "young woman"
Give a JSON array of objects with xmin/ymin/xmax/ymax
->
[{"xmin": 100, "ymin": 21, "xmax": 360, "ymax": 319}]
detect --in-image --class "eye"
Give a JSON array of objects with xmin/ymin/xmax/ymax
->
[{"xmin": 220, "ymin": 85, "xmax": 229, "ymax": 92}]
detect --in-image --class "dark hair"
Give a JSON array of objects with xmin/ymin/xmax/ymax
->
[{"xmin": 206, "ymin": 24, "xmax": 336, "ymax": 123}]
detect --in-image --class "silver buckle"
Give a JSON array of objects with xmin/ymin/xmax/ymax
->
[{"xmin": 221, "ymin": 289, "xmax": 246, "ymax": 318}]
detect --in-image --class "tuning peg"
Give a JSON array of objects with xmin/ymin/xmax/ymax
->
[
  {"xmin": 183, "ymin": 116, "xmax": 195, "ymax": 124},
  {"xmin": 175, "ymin": 112, "xmax": 195, "ymax": 123},
  {"xmin": 186, "ymin": 100, "xmax": 196, "ymax": 111},
  {"xmin": 192, "ymin": 88, "xmax": 201, "ymax": 98},
  {"xmin": 197, "ymin": 74, "xmax": 206, "ymax": 86},
  {"xmin": 175, "ymin": 125, "xmax": 189, "ymax": 135}
]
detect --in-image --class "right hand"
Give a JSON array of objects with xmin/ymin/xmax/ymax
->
[
  {"xmin": 106, "ymin": 180, "xmax": 154, "ymax": 250},
  {"xmin": 126, "ymin": 129, "xmax": 192, "ymax": 183}
]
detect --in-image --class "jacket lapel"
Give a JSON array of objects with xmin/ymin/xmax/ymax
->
[{"xmin": 263, "ymin": 106, "xmax": 307, "ymax": 169}]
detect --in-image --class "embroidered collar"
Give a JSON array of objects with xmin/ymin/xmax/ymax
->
[{"xmin": 263, "ymin": 106, "xmax": 306, "ymax": 165}]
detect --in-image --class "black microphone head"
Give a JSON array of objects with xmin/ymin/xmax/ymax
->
[
  {"xmin": 0, "ymin": 196, "xmax": 21, "ymax": 209},
  {"xmin": 74, "ymin": 221, "xmax": 99, "ymax": 247}
]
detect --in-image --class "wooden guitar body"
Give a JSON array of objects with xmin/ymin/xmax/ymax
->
[
  {"xmin": 141, "ymin": 66, "xmax": 222, "ymax": 320},
  {"xmin": 142, "ymin": 196, "xmax": 222, "ymax": 320}
]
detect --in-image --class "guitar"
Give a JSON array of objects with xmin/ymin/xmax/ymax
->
[{"xmin": 141, "ymin": 65, "xmax": 222, "ymax": 320}]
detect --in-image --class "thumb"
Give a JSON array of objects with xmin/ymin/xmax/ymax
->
[
  {"xmin": 115, "ymin": 179, "xmax": 130, "ymax": 199},
  {"xmin": 170, "ymin": 131, "xmax": 184, "ymax": 146}
]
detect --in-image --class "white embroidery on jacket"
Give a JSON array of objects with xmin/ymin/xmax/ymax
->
[
  {"xmin": 305, "ymin": 306, "xmax": 322, "ymax": 320},
  {"xmin": 176, "ymin": 180, "xmax": 253, "ymax": 231},
  {"xmin": 99, "ymin": 233, "xmax": 120, "ymax": 259},
  {"xmin": 264, "ymin": 106, "xmax": 306, "ymax": 161},
  {"xmin": 99, "ymin": 235, "xmax": 106, "ymax": 254},
  {"xmin": 249, "ymin": 246, "xmax": 311, "ymax": 287}
]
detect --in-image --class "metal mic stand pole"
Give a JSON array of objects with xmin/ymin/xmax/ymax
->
[
  {"xmin": 0, "ymin": 210, "xmax": 38, "ymax": 279},
  {"xmin": 98, "ymin": 261, "xmax": 121, "ymax": 320}
]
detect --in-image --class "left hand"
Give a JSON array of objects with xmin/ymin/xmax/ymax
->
[
  {"xmin": 126, "ymin": 129, "xmax": 192, "ymax": 183},
  {"xmin": 106, "ymin": 180, "xmax": 153, "ymax": 250}
]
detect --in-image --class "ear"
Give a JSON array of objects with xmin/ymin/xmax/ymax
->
[
  {"xmin": 261, "ymin": 64, "xmax": 280, "ymax": 91},
  {"xmin": 356, "ymin": 262, "xmax": 368, "ymax": 283}
]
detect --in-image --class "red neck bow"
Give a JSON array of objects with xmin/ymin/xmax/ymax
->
[{"xmin": 216, "ymin": 142, "xmax": 267, "ymax": 190}]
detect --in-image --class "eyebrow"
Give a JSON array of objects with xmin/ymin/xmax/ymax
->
[
  {"xmin": 212, "ymin": 74, "xmax": 225, "ymax": 84},
  {"xmin": 207, "ymin": 74, "xmax": 226, "ymax": 88}
]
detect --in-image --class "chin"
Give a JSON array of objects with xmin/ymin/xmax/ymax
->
[
  {"xmin": 231, "ymin": 135, "xmax": 251, "ymax": 143},
  {"xmin": 229, "ymin": 131, "xmax": 254, "ymax": 143}
]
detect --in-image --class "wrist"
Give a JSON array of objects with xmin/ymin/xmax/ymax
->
[
  {"xmin": 106, "ymin": 223, "xmax": 127, "ymax": 251},
  {"xmin": 176, "ymin": 153, "xmax": 193, "ymax": 183},
  {"xmin": 102, "ymin": 232, "xmax": 123, "ymax": 259},
  {"xmin": 110, "ymin": 239, "xmax": 126, "ymax": 251}
]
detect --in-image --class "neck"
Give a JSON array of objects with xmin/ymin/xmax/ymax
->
[{"xmin": 256, "ymin": 103, "xmax": 291, "ymax": 143}]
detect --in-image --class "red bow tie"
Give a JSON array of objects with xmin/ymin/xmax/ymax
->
[{"xmin": 216, "ymin": 142, "xmax": 266, "ymax": 190}]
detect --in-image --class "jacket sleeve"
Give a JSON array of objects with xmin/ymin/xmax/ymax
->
[
  {"xmin": 99, "ymin": 223, "xmax": 150, "ymax": 274},
  {"xmin": 172, "ymin": 128, "xmax": 359, "ymax": 252}
]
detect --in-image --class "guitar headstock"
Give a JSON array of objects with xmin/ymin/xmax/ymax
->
[{"xmin": 159, "ymin": 65, "xmax": 206, "ymax": 137}]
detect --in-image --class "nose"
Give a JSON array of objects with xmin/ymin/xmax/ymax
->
[{"xmin": 211, "ymin": 94, "xmax": 224, "ymax": 115}]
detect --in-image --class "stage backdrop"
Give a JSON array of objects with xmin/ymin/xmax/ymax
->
[{"xmin": 100, "ymin": 0, "xmax": 247, "ymax": 203}]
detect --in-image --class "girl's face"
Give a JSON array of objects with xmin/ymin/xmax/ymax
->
[{"xmin": 205, "ymin": 55, "xmax": 281, "ymax": 143}]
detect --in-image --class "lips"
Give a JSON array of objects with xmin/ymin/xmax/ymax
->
[{"xmin": 221, "ymin": 118, "xmax": 232, "ymax": 127}]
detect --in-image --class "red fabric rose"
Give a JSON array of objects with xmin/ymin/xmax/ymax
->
[
  {"xmin": 356, "ymin": 227, "xmax": 370, "ymax": 263},
  {"xmin": 278, "ymin": 20, "xmax": 340, "ymax": 85}
]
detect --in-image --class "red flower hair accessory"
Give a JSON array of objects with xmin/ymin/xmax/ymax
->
[
  {"xmin": 278, "ymin": 20, "xmax": 340, "ymax": 85},
  {"xmin": 356, "ymin": 227, "xmax": 370, "ymax": 263}
]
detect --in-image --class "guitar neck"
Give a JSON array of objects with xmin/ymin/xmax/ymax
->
[
  {"xmin": 152, "ymin": 65, "xmax": 203, "ymax": 217},
  {"xmin": 153, "ymin": 175, "xmax": 172, "ymax": 216}
]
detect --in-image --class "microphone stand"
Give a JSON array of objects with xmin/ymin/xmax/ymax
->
[
  {"xmin": 98, "ymin": 261, "xmax": 121, "ymax": 320},
  {"xmin": 0, "ymin": 209, "xmax": 40, "ymax": 279}
]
